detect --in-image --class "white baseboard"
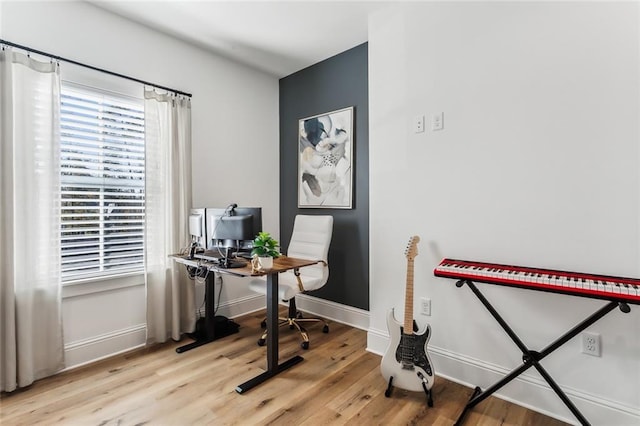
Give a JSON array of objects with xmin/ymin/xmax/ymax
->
[
  {"xmin": 204, "ymin": 293, "xmax": 267, "ymax": 319},
  {"xmin": 64, "ymin": 324, "xmax": 146, "ymax": 370},
  {"xmin": 367, "ymin": 327, "xmax": 640, "ymax": 425},
  {"xmin": 206, "ymin": 293, "xmax": 370, "ymax": 332},
  {"xmin": 295, "ymin": 294, "xmax": 370, "ymax": 330}
]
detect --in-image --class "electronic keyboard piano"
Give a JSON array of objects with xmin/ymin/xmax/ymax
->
[
  {"xmin": 434, "ymin": 257, "xmax": 636, "ymax": 426},
  {"xmin": 435, "ymin": 258, "xmax": 640, "ymax": 305}
]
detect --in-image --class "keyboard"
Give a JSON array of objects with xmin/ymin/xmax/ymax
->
[
  {"xmin": 434, "ymin": 258, "xmax": 640, "ymax": 304},
  {"xmin": 193, "ymin": 251, "xmax": 246, "ymax": 268}
]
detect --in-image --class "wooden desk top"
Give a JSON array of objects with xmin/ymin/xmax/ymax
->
[{"xmin": 170, "ymin": 254, "xmax": 320, "ymax": 277}]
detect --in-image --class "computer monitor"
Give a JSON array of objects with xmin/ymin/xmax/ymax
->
[
  {"xmin": 205, "ymin": 205, "xmax": 262, "ymax": 264},
  {"xmin": 188, "ymin": 208, "xmax": 206, "ymax": 249},
  {"xmin": 232, "ymin": 207, "xmax": 262, "ymax": 253},
  {"xmin": 211, "ymin": 214, "xmax": 253, "ymax": 241}
]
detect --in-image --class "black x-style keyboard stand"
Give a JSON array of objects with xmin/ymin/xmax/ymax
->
[{"xmin": 454, "ymin": 279, "xmax": 631, "ymax": 426}]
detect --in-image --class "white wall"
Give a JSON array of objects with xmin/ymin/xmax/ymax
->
[
  {"xmin": 368, "ymin": 2, "xmax": 639, "ymax": 424},
  {"xmin": 1, "ymin": 1, "xmax": 279, "ymax": 367}
]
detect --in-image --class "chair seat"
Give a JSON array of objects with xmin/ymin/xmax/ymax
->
[{"xmin": 249, "ymin": 270, "xmax": 324, "ymax": 301}]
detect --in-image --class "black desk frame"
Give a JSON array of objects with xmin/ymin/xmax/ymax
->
[
  {"xmin": 234, "ymin": 272, "xmax": 304, "ymax": 394},
  {"xmin": 175, "ymin": 268, "xmax": 239, "ymax": 353},
  {"xmin": 170, "ymin": 255, "xmax": 311, "ymax": 394},
  {"xmin": 454, "ymin": 279, "xmax": 630, "ymax": 426}
]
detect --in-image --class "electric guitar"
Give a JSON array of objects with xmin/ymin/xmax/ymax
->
[{"xmin": 380, "ymin": 236, "xmax": 435, "ymax": 396}]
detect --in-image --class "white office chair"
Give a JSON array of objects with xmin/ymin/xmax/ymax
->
[{"xmin": 249, "ymin": 214, "xmax": 333, "ymax": 349}]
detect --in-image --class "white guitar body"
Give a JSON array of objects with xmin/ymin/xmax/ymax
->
[
  {"xmin": 381, "ymin": 308, "xmax": 434, "ymax": 392},
  {"xmin": 380, "ymin": 236, "xmax": 435, "ymax": 404}
]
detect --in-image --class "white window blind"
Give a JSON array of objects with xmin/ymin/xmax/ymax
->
[{"xmin": 60, "ymin": 84, "xmax": 145, "ymax": 282}]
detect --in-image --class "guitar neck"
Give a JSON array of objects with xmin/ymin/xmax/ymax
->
[{"xmin": 403, "ymin": 258, "xmax": 415, "ymax": 334}]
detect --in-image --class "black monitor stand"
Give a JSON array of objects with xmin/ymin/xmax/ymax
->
[
  {"xmin": 218, "ymin": 247, "xmax": 245, "ymax": 269},
  {"xmin": 176, "ymin": 267, "xmax": 239, "ymax": 353}
]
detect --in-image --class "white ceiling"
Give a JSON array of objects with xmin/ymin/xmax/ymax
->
[{"xmin": 90, "ymin": 1, "xmax": 388, "ymax": 78}]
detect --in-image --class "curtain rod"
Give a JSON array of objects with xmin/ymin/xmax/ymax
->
[{"xmin": 0, "ymin": 39, "xmax": 192, "ymax": 98}]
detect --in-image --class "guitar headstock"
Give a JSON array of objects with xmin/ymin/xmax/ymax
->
[{"xmin": 404, "ymin": 236, "xmax": 420, "ymax": 260}]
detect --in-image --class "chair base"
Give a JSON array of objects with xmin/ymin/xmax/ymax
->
[{"xmin": 257, "ymin": 297, "xmax": 329, "ymax": 349}]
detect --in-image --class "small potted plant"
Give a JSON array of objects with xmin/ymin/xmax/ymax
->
[{"xmin": 251, "ymin": 231, "xmax": 280, "ymax": 270}]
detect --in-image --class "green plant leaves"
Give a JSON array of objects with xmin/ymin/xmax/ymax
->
[{"xmin": 251, "ymin": 232, "xmax": 280, "ymax": 258}]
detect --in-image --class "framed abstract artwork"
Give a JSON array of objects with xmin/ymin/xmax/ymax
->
[{"xmin": 298, "ymin": 106, "xmax": 353, "ymax": 209}]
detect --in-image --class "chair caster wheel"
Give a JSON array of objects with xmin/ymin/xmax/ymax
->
[
  {"xmin": 260, "ymin": 320, "xmax": 266, "ymax": 329},
  {"xmin": 301, "ymin": 341, "xmax": 309, "ymax": 350},
  {"xmin": 289, "ymin": 324, "xmax": 295, "ymax": 330},
  {"xmin": 322, "ymin": 325, "xmax": 329, "ymax": 333},
  {"xmin": 257, "ymin": 338, "xmax": 266, "ymax": 346}
]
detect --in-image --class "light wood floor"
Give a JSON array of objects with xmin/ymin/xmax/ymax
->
[{"xmin": 1, "ymin": 309, "xmax": 569, "ymax": 425}]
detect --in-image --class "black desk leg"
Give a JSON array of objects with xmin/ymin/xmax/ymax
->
[
  {"xmin": 176, "ymin": 271, "xmax": 238, "ymax": 353},
  {"xmin": 236, "ymin": 273, "xmax": 304, "ymax": 393},
  {"xmin": 266, "ymin": 271, "xmax": 279, "ymax": 370}
]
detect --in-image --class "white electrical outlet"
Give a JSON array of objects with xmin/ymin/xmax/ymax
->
[
  {"xmin": 414, "ymin": 115, "xmax": 425, "ymax": 133},
  {"xmin": 581, "ymin": 332, "xmax": 601, "ymax": 357},
  {"xmin": 420, "ymin": 297, "xmax": 431, "ymax": 316}
]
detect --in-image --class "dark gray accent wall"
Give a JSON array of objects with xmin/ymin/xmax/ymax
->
[{"xmin": 279, "ymin": 43, "xmax": 369, "ymax": 311}]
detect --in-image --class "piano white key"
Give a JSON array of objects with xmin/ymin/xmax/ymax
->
[
  {"xmin": 549, "ymin": 275, "xmax": 563, "ymax": 287},
  {"xmin": 566, "ymin": 276, "xmax": 575, "ymax": 289},
  {"xmin": 573, "ymin": 278, "xmax": 581, "ymax": 289},
  {"xmin": 578, "ymin": 278, "xmax": 587, "ymax": 291},
  {"xmin": 622, "ymin": 284, "xmax": 630, "ymax": 296},
  {"xmin": 439, "ymin": 265, "xmax": 458, "ymax": 274},
  {"xmin": 596, "ymin": 280, "xmax": 607, "ymax": 292},
  {"xmin": 619, "ymin": 283, "xmax": 627, "ymax": 295}
]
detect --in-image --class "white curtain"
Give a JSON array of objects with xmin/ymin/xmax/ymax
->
[
  {"xmin": 144, "ymin": 89, "xmax": 195, "ymax": 343},
  {"xmin": 0, "ymin": 48, "xmax": 65, "ymax": 392}
]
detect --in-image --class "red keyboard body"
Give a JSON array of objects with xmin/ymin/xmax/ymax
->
[{"xmin": 434, "ymin": 258, "xmax": 640, "ymax": 305}]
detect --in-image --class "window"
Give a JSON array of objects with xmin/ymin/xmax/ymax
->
[{"xmin": 60, "ymin": 83, "xmax": 145, "ymax": 282}]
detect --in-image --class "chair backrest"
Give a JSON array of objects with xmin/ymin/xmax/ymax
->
[{"xmin": 286, "ymin": 215, "xmax": 333, "ymax": 291}]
